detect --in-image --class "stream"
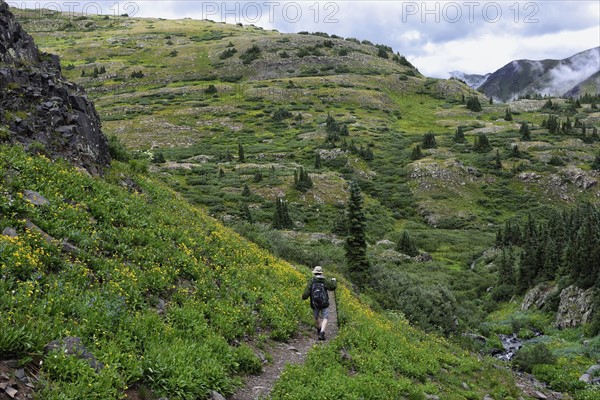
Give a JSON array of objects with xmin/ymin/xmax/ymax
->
[{"xmin": 492, "ymin": 331, "xmax": 543, "ymax": 361}]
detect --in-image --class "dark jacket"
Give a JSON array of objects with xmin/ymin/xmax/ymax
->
[{"xmin": 302, "ymin": 275, "xmax": 337, "ymax": 309}]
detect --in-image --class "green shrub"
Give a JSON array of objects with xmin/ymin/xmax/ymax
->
[
  {"xmin": 512, "ymin": 343, "xmax": 556, "ymax": 373},
  {"xmin": 108, "ymin": 134, "xmax": 130, "ymax": 161}
]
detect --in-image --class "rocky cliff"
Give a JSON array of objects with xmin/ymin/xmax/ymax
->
[{"xmin": 0, "ymin": 0, "xmax": 109, "ymax": 175}]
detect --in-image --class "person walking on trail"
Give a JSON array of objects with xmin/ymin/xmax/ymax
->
[{"xmin": 302, "ymin": 266, "xmax": 337, "ymax": 340}]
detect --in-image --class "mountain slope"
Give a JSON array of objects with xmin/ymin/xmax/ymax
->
[
  {"xmin": 478, "ymin": 47, "xmax": 600, "ymax": 101},
  {"xmin": 0, "ymin": 144, "xmax": 525, "ymax": 399}
]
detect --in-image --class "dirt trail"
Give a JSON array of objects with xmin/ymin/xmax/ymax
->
[{"xmin": 230, "ymin": 291, "xmax": 339, "ymax": 400}]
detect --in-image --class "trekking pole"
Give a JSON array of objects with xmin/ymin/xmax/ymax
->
[{"xmin": 333, "ymin": 286, "xmax": 340, "ymax": 329}]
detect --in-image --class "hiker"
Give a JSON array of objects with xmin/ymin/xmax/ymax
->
[{"xmin": 302, "ymin": 266, "xmax": 337, "ymax": 340}]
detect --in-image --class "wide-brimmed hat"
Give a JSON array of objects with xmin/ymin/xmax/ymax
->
[{"xmin": 312, "ymin": 266, "xmax": 323, "ymax": 275}]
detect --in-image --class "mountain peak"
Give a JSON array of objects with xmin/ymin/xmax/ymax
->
[{"xmin": 477, "ymin": 47, "xmax": 600, "ymax": 102}]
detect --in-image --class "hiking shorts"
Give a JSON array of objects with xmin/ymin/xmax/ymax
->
[{"xmin": 313, "ymin": 307, "xmax": 329, "ymax": 320}]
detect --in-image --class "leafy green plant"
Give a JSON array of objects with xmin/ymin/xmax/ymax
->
[{"xmin": 512, "ymin": 343, "xmax": 556, "ymax": 373}]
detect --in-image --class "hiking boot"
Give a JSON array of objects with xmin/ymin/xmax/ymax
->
[{"xmin": 318, "ymin": 330, "xmax": 325, "ymax": 341}]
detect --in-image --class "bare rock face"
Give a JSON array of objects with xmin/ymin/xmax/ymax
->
[
  {"xmin": 521, "ymin": 283, "xmax": 559, "ymax": 311},
  {"xmin": 0, "ymin": 0, "xmax": 110, "ymax": 175},
  {"xmin": 555, "ymin": 285, "xmax": 595, "ymax": 329}
]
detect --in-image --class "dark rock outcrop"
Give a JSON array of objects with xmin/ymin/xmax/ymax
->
[
  {"xmin": 0, "ymin": 0, "xmax": 110, "ymax": 175},
  {"xmin": 555, "ymin": 285, "xmax": 595, "ymax": 329}
]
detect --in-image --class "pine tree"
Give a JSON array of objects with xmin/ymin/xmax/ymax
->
[
  {"xmin": 225, "ymin": 149, "xmax": 232, "ymax": 162},
  {"xmin": 498, "ymin": 248, "xmax": 516, "ymax": 286},
  {"xmin": 421, "ymin": 132, "xmax": 437, "ymax": 149},
  {"xmin": 466, "ymin": 96, "xmax": 482, "ymax": 112},
  {"xmin": 494, "ymin": 149, "xmax": 502, "ymax": 169},
  {"xmin": 314, "ymin": 152, "xmax": 322, "ymax": 169},
  {"xmin": 473, "ymin": 133, "xmax": 491, "ymax": 152},
  {"xmin": 240, "ymin": 202, "xmax": 253, "ymax": 223},
  {"xmin": 592, "ymin": 153, "xmax": 600, "ymax": 171},
  {"xmin": 454, "ymin": 126, "xmax": 465, "ymax": 142},
  {"xmin": 242, "ymin": 184, "xmax": 251, "ymax": 197},
  {"xmin": 510, "ymin": 144, "xmax": 521, "ymax": 158},
  {"xmin": 519, "ymin": 122, "xmax": 531, "ymax": 141},
  {"xmin": 294, "ymin": 167, "xmax": 313, "ymax": 192},
  {"xmin": 238, "ymin": 142, "xmax": 245, "ymax": 163},
  {"xmin": 410, "ymin": 145, "xmax": 423, "ymax": 160},
  {"xmin": 396, "ymin": 230, "xmax": 419, "ymax": 257},
  {"xmin": 504, "ymin": 108, "xmax": 513, "ymax": 121},
  {"xmin": 345, "ymin": 181, "xmax": 370, "ymax": 288},
  {"xmin": 272, "ymin": 197, "xmax": 293, "ymax": 229}
]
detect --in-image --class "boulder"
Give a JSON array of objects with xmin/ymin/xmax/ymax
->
[
  {"xmin": 555, "ymin": 285, "xmax": 595, "ymax": 329},
  {"xmin": 521, "ymin": 283, "xmax": 559, "ymax": 311},
  {"xmin": 44, "ymin": 337, "xmax": 104, "ymax": 372}
]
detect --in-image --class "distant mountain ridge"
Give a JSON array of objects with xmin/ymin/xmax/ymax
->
[{"xmin": 451, "ymin": 47, "xmax": 600, "ymax": 102}]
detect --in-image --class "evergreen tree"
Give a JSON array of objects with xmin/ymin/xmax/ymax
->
[
  {"xmin": 238, "ymin": 142, "xmax": 245, "ymax": 163},
  {"xmin": 546, "ymin": 115, "xmax": 559, "ymax": 134},
  {"xmin": 473, "ymin": 133, "xmax": 491, "ymax": 152},
  {"xmin": 410, "ymin": 144, "xmax": 423, "ymax": 160},
  {"xmin": 242, "ymin": 184, "xmax": 251, "ymax": 197},
  {"xmin": 151, "ymin": 152, "xmax": 166, "ymax": 164},
  {"xmin": 592, "ymin": 153, "xmax": 600, "ymax": 171},
  {"xmin": 494, "ymin": 149, "xmax": 502, "ymax": 170},
  {"xmin": 314, "ymin": 152, "xmax": 322, "ymax": 169},
  {"xmin": 294, "ymin": 167, "xmax": 313, "ymax": 192},
  {"xmin": 272, "ymin": 197, "xmax": 293, "ymax": 229},
  {"xmin": 339, "ymin": 124, "xmax": 349, "ymax": 136},
  {"xmin": 466, "ymin": 96, "xmax": 482, "ymax": 112},
  {"xmin": 504, "ymin": 108, "xmax": 513, "ymax": 121},
  {"xmin": 510, "ymin": 144, "xmax": 521, "ymax": 158},
  {"xmin": 225, "ymin": 149, "xmax": 233, "ymax": 162},
  {"xmin": 240, "ymin": 202, "xmax": 253, "ymax": 223},
  {"xmin": 345, "ymin": 181, "xmax": 370, "ymax": 288},
  {"xmin": 325, "ymin": 113, "xmax": 339, "ymax": 136},
  {"xmin": 421, "ymin": 132, "xmax": 437, "ymax": 149},
  {"xmin": 396, "ymin": 230, "xmax": 419, "ymax": 257},
  {"xmin": 519, "ymin": 122, "xmax": 531, "ymax": 141},
  {"xmin": 497, "ymin": 248, "xmax": 516, "ymax": 286},
  {"xmin": 253, "ymin": 170, "xmax": 263, "ymax": 182},
  {"xmin": 454, "ymin": 126, "xmax": 465, "ymax": 143}
]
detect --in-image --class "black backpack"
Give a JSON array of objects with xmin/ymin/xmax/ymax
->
[{"xmin": 311, "ymin": 280, "xmax": 329, "ymax": 309}]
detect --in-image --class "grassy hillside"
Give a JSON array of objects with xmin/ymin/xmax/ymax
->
[
  {"xmin": 7, "ymin": 7, "xmax": 600, "ymax": 398},
  {"xmin": 0, "ymin": 144, "xmax": 523, "ymax": 399}
]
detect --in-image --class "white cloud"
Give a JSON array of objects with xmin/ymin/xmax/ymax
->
[{"xmin": 410, "ymin": 25, "xmax": 600, "ymax": 78}]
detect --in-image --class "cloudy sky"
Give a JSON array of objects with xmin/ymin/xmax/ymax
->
[{"xmin": 11, "ymin": 1, "xmax": 600, "ymax": 77}]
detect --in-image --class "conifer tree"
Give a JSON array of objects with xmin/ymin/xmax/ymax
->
[
  {"xmin": 272, "ymin": 197, "xmax": 293, "ymax": 229},
  {"xmin": 592, "ymin": 153, "xmax": 600, "ymax": 171},
  {"xmin": 498, "ymin": 248, "xmax": 516, "ymax": 286},
  {"xmin": 314, "ymin": 152, "xmax": 322, "ymax": 169},
  {"xmin": 238, "ymin": 142, "xmax": 245, "ymax": 162},
  {"xmin": 494, "ymin": 149, "xmax": 502, "ymax": 169},
  {"xmin": 241, "ymin": 202, "xmax": 253, "ymax": 223},
  {"xmin": 473, "ymin": 133, "xmax": 491, "ymax": 152},
  {"xmin": 242, "ymin": 184, "xmax": 251, "ymax": 197},
  {"xmin": 519, "ymin": 122, "xmax": 531, "ymax": 141},
  {"xmin": 466, "ymin": 96, "xmax": 482, "ymax": 112},
  {"xmin": 345, "ymin": 181, "xmax": 370, "ymax": 288},
  {"xmin": 396, "ymin": 230, "xmax": 419, "ymax": 257},
  {"xmin": 294, "ymin": 167, "xmax": 313, "ymax": 192},
  {"xmin": 454, "ymin": 126, "xmax": 465, "ymax": 142},
  {"xmin": 421, "ymin": 132, "xmax": 437, "ymax": 149},
  {"xmin": 504, "ymin": 108, "xmax": 513, "ymax": 121},
  {"xmin": 410, "ymin": 145, "xmax": 423, "ymax": 160}
]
